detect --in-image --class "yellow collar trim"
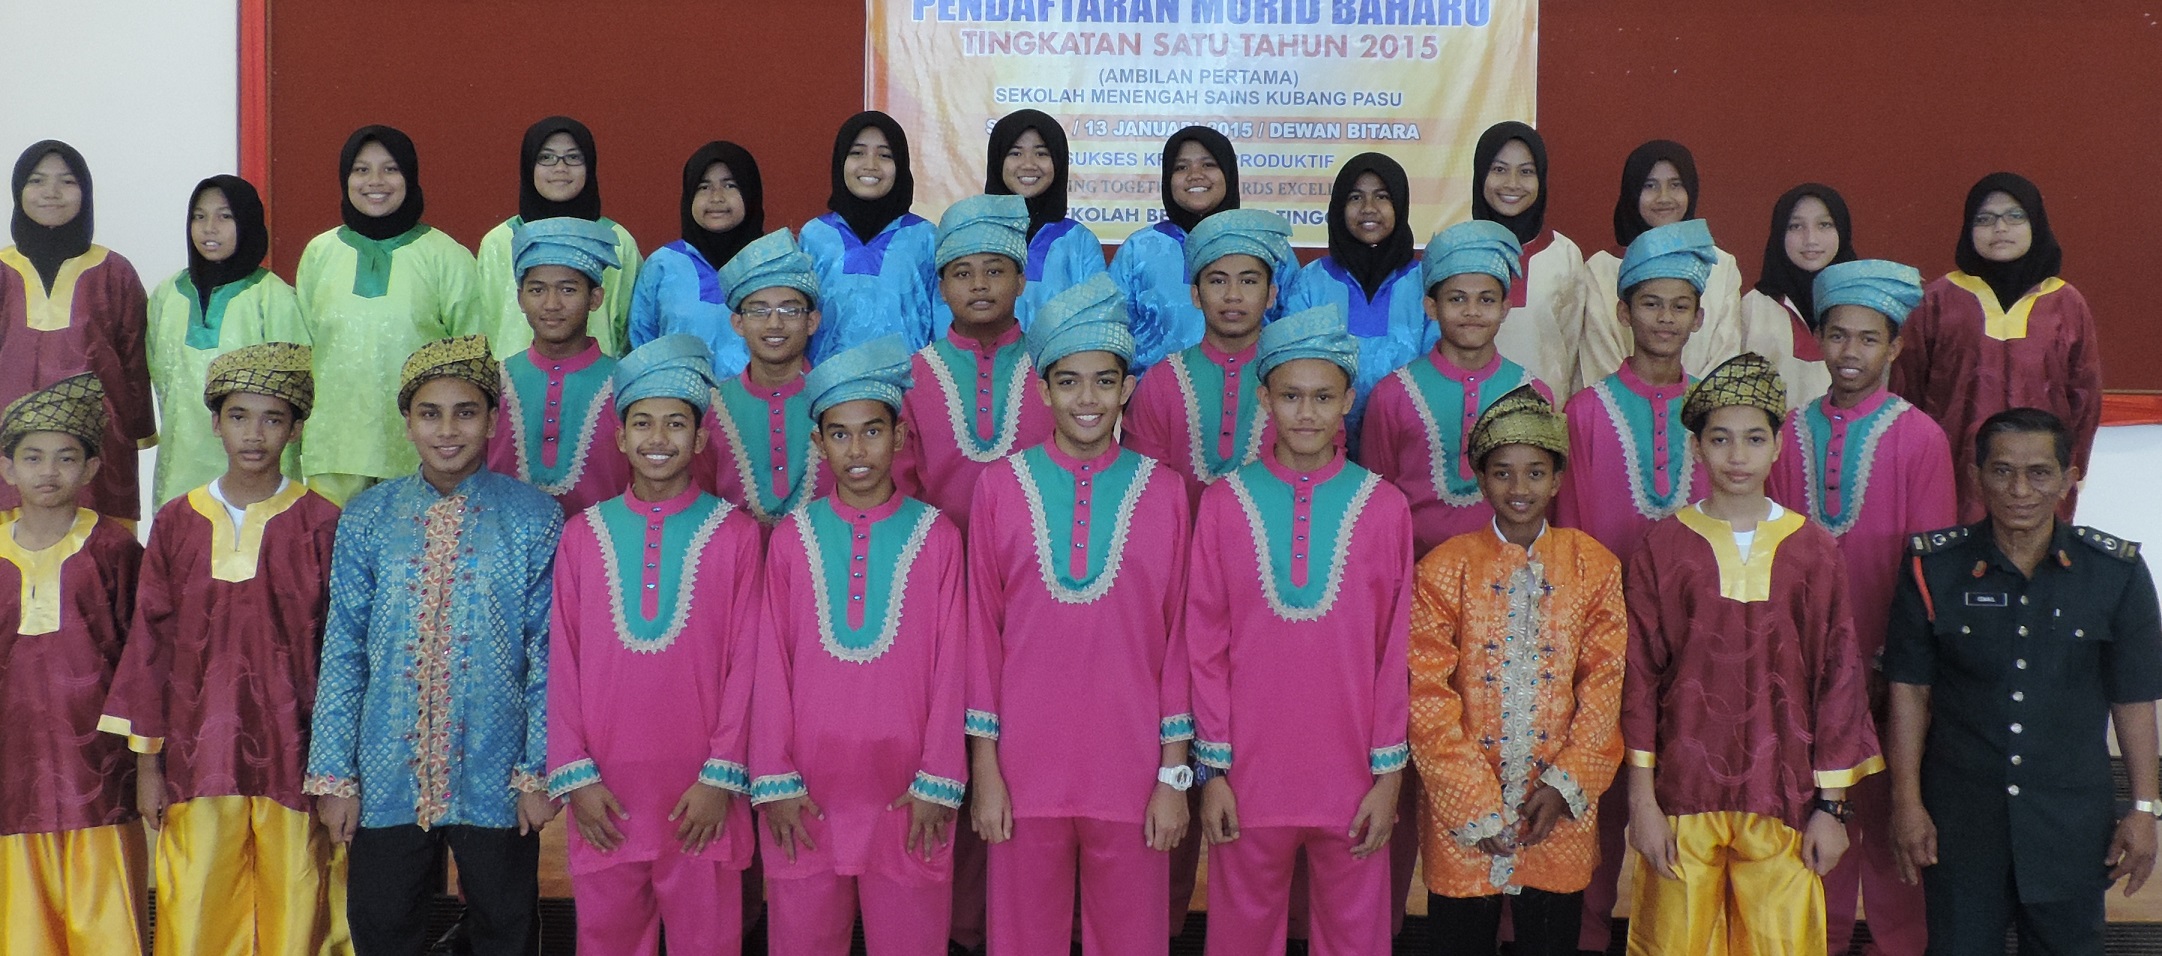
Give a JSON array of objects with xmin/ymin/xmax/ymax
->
[
  {"xmin": 1, "ymin": 245, "xmax": 109, "ymax": 332},
  {"xmin": 1945, "ymin": 272, "xmax": 2066, "ymax": 342},
  {"xmin": 0, "ymin": 508, "xmax": 100, "ymax": 634},
  {"xmin": 1674, "ymin": 504, "xmax": 1806, "ymax": 604},
  {"xmin": 188, "ymin": 480, "xmax": 308, "ymax": 582}
]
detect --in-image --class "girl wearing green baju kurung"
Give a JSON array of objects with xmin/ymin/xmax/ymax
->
[{"xmin": 475, "ymin": 116, "xmax": 641, "ymax": 359}]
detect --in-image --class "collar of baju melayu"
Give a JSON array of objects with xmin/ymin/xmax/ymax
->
[
  {"xmin": 189, "ymin": 476, "xmax": 308, "ymax": 582},
  {"xmin": 1397, "ymin": 350, "xmax": 1536, "ymax": 505},
  {"xmin": 1592, "ymin": 360, "xmax": 1697, "ymax": 519},
  {"xmin": 1798, "ymin": 385, "xmax": 1908, "ymax": 536},
  {"xmin": 1674, "ymin": 501, "xmax": 1807, "ymax": 603},
  {"xmin": 0, "ymin": 507, "xmax": 100, "ymax": 635},
  {"xmin": 1168, "ymin": 338, "xmax": 1266, "ymax": 480},
  {"xmin": 336, "ymin": 224, "xmax": 429, "ymax": 298},
  {"xmin": 501, "ymin": 342, "xmax": 613, "ymax": 490},
  {"xmin": 1227, "ymin": 447, "xmax": 1381, "ymax": 621},
  {"xmin": 1491, "ymin": 518, "xmax": 1548, "ymax": 551},
  {"xmin": 1013, "ymin": 440, "xmax": 1153, "ymax": 604},
  {"xmin": 1, "ymin": 244, "xmax": 108, "ymax": 331},
  {"xmin": 592, "ymin": 484, "xmax": 729, "ymax": 653},
  {"xmin": 926, "ymin": 324, "xmax": 1032, "ymax": 459},
  {"xmin": 798, "ymin": 491, "xmax": 938, "ymax": 663},
  {"xmin": 180, "ymin": 267, "xmax": 271, "ymax": 349},
  {"xmin": 712, "ymin": 367, "xmax": 817, "ymax": 521}
]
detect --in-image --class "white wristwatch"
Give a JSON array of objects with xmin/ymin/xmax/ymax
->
[
  {"xmin": 2133, "ymin": 799, "xmax": 2161, "ymax": 817},
  {"xmin": 1158, "ymin": 765, "xmax": 1195, "ymax": 792}
]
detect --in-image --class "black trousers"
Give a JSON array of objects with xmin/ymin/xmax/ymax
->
[
  {"xmin": 348, "ymin": 824, "xmax": 540, "ymax": 956},
  {"xmin": 1424, "ymin": 888, "xmax": 1582, "ymax": 956},
  {"xmin": 1923, "ymin": 864, "xmax": 2105, "ymax": 956}
]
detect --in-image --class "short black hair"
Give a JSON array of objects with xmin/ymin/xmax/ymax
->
[
  {"xmin": 1683, "ymin": 405, "xmax": 1781, "ymax": 437},
  {"xmin": 1475, "ymin": 444, "xmax": 1567, "ymax": 474},
  {"xmin": 1261, "ymin": 359, "xmax": 1354, "ymax": 392},
  {"xmin": 520, "ymin": 267, "xmax": 597, "ymax": 293},
  {"xmin": 210, "ymin": 391, "xmax": 309, "ymax": 422},
  {"xmin": 1620, "ymin": 278, "xmax": 1701, "ymax": 306},
  {"xmin": 1816, "ymin": 303, "xmax": 1902, "ymax": 341},
  {"xmin": 1039, "ymin": 353, "xmax": 1132, "ymax": 381},
  {"xmin": 816, "ymin": 400, "xmax": 900, "ymax": 430},
  {"xmin": 1974, "ymin": 407, "xmax": 2070, "ymax": 469}
]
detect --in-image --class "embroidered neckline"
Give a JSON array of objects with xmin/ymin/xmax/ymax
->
[
  {"xmin": 712, "ymin": 383, "xmax": 820, "ymax": 522},
  {"xmin": 1798, "ymin": 395, "xmax": 1908, "ymax": 537},
  {"xmin": 501, "ymin": 367, "xmax": 612, "ymax": 496},
  {"xmin": 590, "ymin": 497, "xmax": 732, "ymax": 653},
  {"xmin": 797, "ymin": 499, "xmax": 938, "ymax": 663},
  {"xmin": 921, "ymin": 340, "xmax": 1033, "ymax": 461},
  {"xmin": 1167, "ymin": 350, "xmax": 1265, "ymax": 481},
  {"xmin": 1397, "ymin": 358, "xmax": 1527, "ymax": 507},
  {"xmin": 1226, "ymin": 467, "xmax": 1381, "ymax": 621},
  {"xmin": 1592, "ymin": 377, "xmax": 1692, "ymax": 520},
  {"xmin": 1012, "ymin": 449, "xmax": 1155, "ymax": 604}
]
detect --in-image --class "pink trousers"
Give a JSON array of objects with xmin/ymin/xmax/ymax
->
[
  {"xmin": 573, "ymin": 854, "xmax": 740, "ymax": 956},
  {"xmin": 1205, "ymin": 825, "xmax": 1391, "ymax": 956},
  {"xmin": 988, "ymin": 815, "xmax": 1169, "ymax": 955},
  {"xmin": 1823, "ymin": 773, "xmax": 1927, "ymax": 956},
  {"xmin": 769, "ymin": 871, "xmax": 951, "ymax": 955}
]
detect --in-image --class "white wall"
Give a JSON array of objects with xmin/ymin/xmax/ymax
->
[{"xmin": 0, "ymin": 0, "xmax": 240, "ymax": 289}]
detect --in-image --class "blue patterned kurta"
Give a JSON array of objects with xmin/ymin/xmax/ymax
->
[{"xmin": 304, "ymin": 468, "xmax": 565, "ymax": 829}]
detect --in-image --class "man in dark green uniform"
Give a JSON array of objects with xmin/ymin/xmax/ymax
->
[{"xmin": 1884, "ymin": 407, "xmax": 2162, "ymax": 953}]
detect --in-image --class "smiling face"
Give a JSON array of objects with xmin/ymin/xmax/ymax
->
[
  {"xmin": 346, "ymin": 140, "xmax": 406, "ymax": 219},
  {"xmin": 1783, "ymin": 195, "xmax": 1840, "ymax": 273},
  {"xmin": 1191, "ymin": 252, "xmax": 1274, "ymax": 346},
  {"xmin": 1428, "ymin": 272, "xmax": 1508, "ymax": 356},
  {"xmin": 1482, "ymin": 138, "xmax": 1539, "ymax": 218},
  {"xmin": 815, "ymin": 399, "xmax": 904, "ymax": 505},
  {"xmin": 190, "ymin": 187, "xmax": 238, "ymax": 263},
  {"xmin": 1262, "ymin": 358, "xmax": 1351, "ymax": 461},
  {"xmin": 616, "ymin": 396, "xmax": 706, "ymax": 487},
  {"xmin": 691, "ymin": 162, "xmax": 744, "ymax": 233},
  {"xmin": 843, "ymin": 126, "xmax": 898, "ymax": 201},
  {"xmin": 1001, "ymin": 127, "xmax": 1054, "ymax": 199},
  {"xmin": 1342, "ymin": 171, "xmax": 1395, "ymax": 246},
  {"xmin": 1480, "ymin": 443, "xmax": 1561, "ymax": 539},
  {"xmin": 1976, "ymin": 429, "xmax": 2072, "ymax": 536},
  {"xmin": 19, "ymin": 152, "xmax": 82, "ymax": 229},
  {"xmin": 1039, "ymin": 351, "xmax": 1133, "ymax": 453},
  {"xmin": 518, "ymin": 264, "xmax": 602, "ymax": 348},
  {"xmin": 532, "ymin": 131, "xmax": 587, "ymax": 204},
  {"xmin": 940, "ymin": 253, "xmax": 1025, "ymax": 332},
  {"xmin": 1691, "ymin": 404, "xmax": 1780, "ymax": 499},
  {"xmin": 212, "ymin": 391, "xmax": 300, "ymax": 480},
  {"xmin": 403, "ymin": 377, "xmax": 494, "ymax": 486},
  {"xmin": 1637, "ymin": 159, "xmax": 1689, "ymax": 228},
  {"xmin": 1619, "ymin": 278, "xmax": 1704, "ymax": 362},
  {"xmin": 1817, "ymin": 304, "xmax": 1901, "ymax": 406},
  {"xmin": 1971, "ymin": 190, "xmax": 2034, "ymax": 263},
  {"xmin": 1169, "ymin": 139, "xmax": 1227, "ymax": 215},
  {"xmin": 729, "ymin": 287, "xmax": 819, "ymax": 369},
  {"xmin": 0, "ymin": 431, "xmax": 96, "ymax": 509}
]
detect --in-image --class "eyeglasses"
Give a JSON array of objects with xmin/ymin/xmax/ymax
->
[
  {"xmin": 739, "ymin": 305, "xmax": 810, "ymax": 320},
  {"xmin": 534, "ymin": 153, "xmax": 587, "ymax": 167},
  {"xmin": 1971, "ymin": 209, "xmax": 2029, "ymax": 228}
]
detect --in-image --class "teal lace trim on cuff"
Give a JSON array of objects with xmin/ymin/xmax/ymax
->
[
  {"xmin": 1194, "ymin": 739, "xmax": 1233, "ymax": 770},
  {"xmin": 1159, "ymin": 713, "xmax": 1195, "ymax": 744},
  {"xmin": 544, "ymin": 760, "xmax": 600, "ymax": 799},
  {"xmin": 750, "ymin": 772, "xmax": 807, "ymax": 804},
  {"xmin": 908, "ymin": 771, "xmax": 966, "ymax": 809},
  {"xmin": 699, "ymin": 759, "xmax": 751, "ymax": 794},
  {"xmin": 1369, "ymin": 742, "xmax": 1410, "ymax": 774},
  {"xmin": 965, "ymin": 709, "xmax": 1001, "ymax": 739}
]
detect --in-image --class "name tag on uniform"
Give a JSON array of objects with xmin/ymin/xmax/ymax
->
[{"xmin": 1964, "ymin": 592, "xmax": 2009, "ymax": 608}]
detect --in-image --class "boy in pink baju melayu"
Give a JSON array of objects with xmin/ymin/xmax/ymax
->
[
  {"xmin": 544, "ymin": 334, "xmax": 763, "ymax": 955},
  {"xmin": 753, "ymin": 335, "xmax": 969, "ymax": 955},
  {"xmin": 699, "ymin": 228, "xmax": 835, "ymax": 527},
  {"xmin": 1190, "ymin": 306, "xmax": 1415, "ymax": 956},
  {"xmin": 966, "ymin": 274, "xmax": 1195, "ymax": 955}
]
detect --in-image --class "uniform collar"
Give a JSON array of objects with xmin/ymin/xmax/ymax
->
[
  {"xmin": 824, "ymin": 489, "xmax": 904, "ymax": 523},
  {"xmin": 1263, "ymin": 446, "xmax": 1347, "ymax": 485}
]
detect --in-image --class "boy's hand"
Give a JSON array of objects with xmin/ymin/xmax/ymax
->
[
  {"xmin": 136, "ymin": 755, "xmax": 167, "ymax": 830},
  {"xmin": 517, "ymin": 790, "xmax": 558, "ymax": 836},
  {"xmin": 1200, "ymin": 776, "xmax": 1240, "ymax": 845},
  {"xmin": 763, "ymin": 794, "xmax": 821, "ymax": 863},
  {"xmin": 567, "ymin": 784, "xmax": 628, "ymax": 851},
  {"xmin": 1802, "ymin": 808, "xmax": 1851, "ymax": 876},
  {"xmin": 1144, "ymin": 782, "xmax": 1190, "ymax": 852},
  {"xmin": 969, "ymin": 766, "xmax": 1014, "ymax": 845},
  {"xmin": 670, "ymin": 783, "xmax": 731, "ymax": 855},
  {"xmin": 1517, "ymin": 784, "xmax": 1571, "ymax": 847},
  {"xmin": 891, "ymin": 792, "xmax": 956, "ymax": 861},
  {"xmin": 1348, "ymin": 772, "xmax": 1402, "ymax": 859},
  {"xmin": 1628, "ymin": 797, "xmax": 1681, "ymax": 880},
  {"xmin": 316, "ymin": 794, "xmax": 360, "ymax": 845}
]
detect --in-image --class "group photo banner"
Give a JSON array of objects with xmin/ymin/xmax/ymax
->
[{"xmin": 870, "ymin": 0, "xmax": 1537, "ymax": 246}]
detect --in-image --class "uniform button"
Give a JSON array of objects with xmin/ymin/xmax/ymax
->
[
  {"xmin": 2017, "ymin": 626, "xmax": 2028, "ymax": 636},
  {"xmin": 2020, "ymin": 595, "xmax": 2029, "ymax": 606},
  {"xmin": 2015, "ymin": 659, "xmax": 2027, "ymax": 669},
  {"xmin": 2012, "ymin": 691, "xmax": 2025, "ymax": 702},
  {"xmin": 2010, "ymin": 723, "xmax": 2023, "ymax": 734},
  {"xmin": 1961, "ymin": 626, "xmax": 1971, "ymax": 634},
  {"xmin": 2008, "ymin": 785, "xmax": 2021, "ymax": 796},
  {"xmin": 2011, "ymin": 755, "xmax": 2023, "ymax": 765},
  {"xmin": 2075, "ymin": 629, "xmax": 2086, "ymax": 637}
]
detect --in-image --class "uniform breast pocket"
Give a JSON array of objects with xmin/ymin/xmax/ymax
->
[{"xmin": 2057, "ymin": 613, "xmax": 2112, "ymax": 643}]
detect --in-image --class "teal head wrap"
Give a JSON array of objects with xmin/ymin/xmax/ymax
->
[
  {"xmin": 718, "ymin": 228, "xmax": 820, "ymax": 312},
  {"xmin": 511, "ymin": 216, "xmax": 621, "ymax": 285},
  {"xmin": 1811, "ymin": 259, "xmax": 1925, "ymax": 326},
  {"xmin": 1420, "ymin": 219, "xmax": 1523, "ymax": 294},
  {"xmin": 1025, "ymin": 273, "xmax": 1135, "ymax": 374},
  {"xmin": 614, "ymin": 334, "xmax": 719, "ymax": 418},
  {"xmin": 804, "ymin": 334, "xmax": 915, "ymax": 421},
  {"xmin": 1618, "ymin": 219, "xmax": 1718, "ymax": 295},
  {"xmin": 1255, "ymin": 305, "xmax": 1360, "ymax": 384},
  {"xmin": 1183, "ymin": 209, "xmax": 1296, "ymax": 285},
  {"xmin": 934, "ymin": 194, "xmax": 1030, "ymax": 271}
]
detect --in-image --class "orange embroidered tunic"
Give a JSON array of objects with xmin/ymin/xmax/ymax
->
[{"xmin": 1408, "ymin": 524, "xmax": 1627, "ymax": 897}]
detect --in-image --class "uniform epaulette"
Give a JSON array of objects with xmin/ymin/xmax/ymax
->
[
  {"xmin": 2073, "ymin": 526, "xmax": 2142, "ymax": 562},
  {"xmin": 1907, "ymin": 526, "xmax": 1969, "ymax": 556}
]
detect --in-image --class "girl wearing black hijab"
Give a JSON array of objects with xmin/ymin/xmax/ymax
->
[
  {"xmin": 1107, "ymin": 125, "xmax": 1245, "ymax": 371},
  {"xmin": 1468, "ymin": 122, "xmax": 1597, "ymax": 395},
  {"xmin": 146, "ymin": 174, "xmax": 309, "ymax": 505},
  {"xmin": 1892, "ymin": 171, "xmax": 2098, "ymax": 524},
  {"xmin": 1278, "ymin": 153, "xmax": 1429, "ymax": 439},
  {"xmin": 800, "ymin": 110, "xmax": 940, "ymax": 364},
  {"xmin": 1740, "ymin": 183, "xmax": 1858, "ymax": 408},
  {"xmin": 477, "ymin": 116, "xmax": 642, "ymax": 358},
  {"xmin": 1, "ymin": 140, "xmax": 156, "ymax": 521},
  {"xmin": 293, "ymin": 124, "xmax": 482, "ymax": 505},
  {"xmin": 1578, "ymin": 138, "xmax": 1746, "ymax": 387},
  {"xmin": 625, "ymin": 141, "xmax": 767, "ymax": 380},
  {"xmin": 981, "ymin": 109, "xmax": 1107, "ymax": 328}
]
